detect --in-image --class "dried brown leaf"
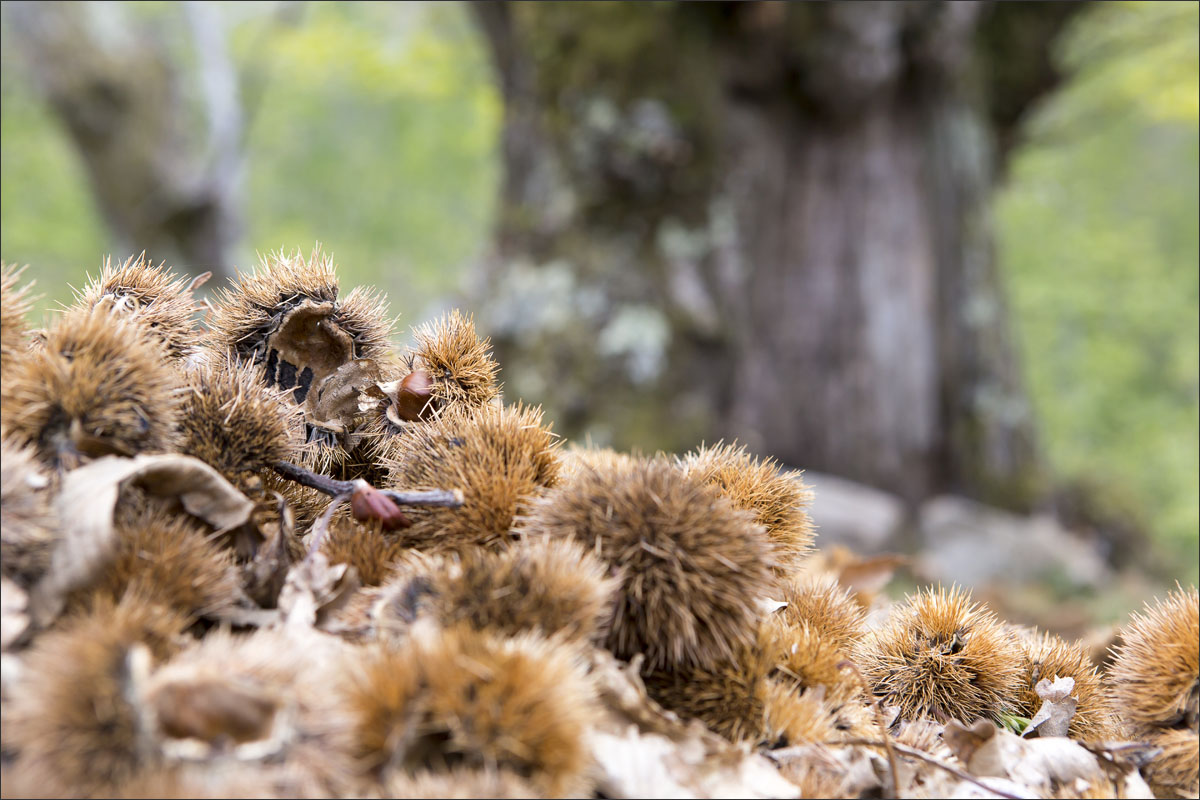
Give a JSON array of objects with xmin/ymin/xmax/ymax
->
[
  {"xmin": 28, "ymin": 455, "xmax": 254, "ymax": 626},
  {"xmin": 1023, "ymin": 675, "xmax": 1077, "ymax": 738},
  {"xmin": 277, "ymin": 551, "xmax": 361, "ymax": 631}
]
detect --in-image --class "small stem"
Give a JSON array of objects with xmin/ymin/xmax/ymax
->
[
  {"xmin": 274, "ymin": 461, "xmax": 354, "ymax": 497},
  {"xmin": 307, "ymin": 492, "xmax": 350, "ymax": 559},
  {"xmin": 273, "ymin": 462, "xmax": 464, "ymax": 509},
  {"xmin": 825, "ymin": 739, "xmax": 1025, "ymax": 800},
  {"xmin": 380, "ymin": 488, "xmax": 464, "ymax": 509}
]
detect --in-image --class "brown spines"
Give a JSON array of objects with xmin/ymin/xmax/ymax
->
[
  {"xmin": 641, "ymin": 615, "xmax": 873, "ymax": 745},
  {"xmin": 856, "ymin": 585, "xmax": 1022, "ymax": 725},
  {"xmin": 775, "ymin": 576, "xmax": 867, "ymax": 652},
  {"xmin": 766, "ymin": 618, "xmax": 865, "ymax": 709},
  {"xmin": 760, "ymin": 683, "xmax": 841, "ymax": 748},
  {"xmin": 389, "ymin": 536, "xmax": 618, "ymax": 645},
  {"xmin": 5, "ymin": 595, "xmax": 189, "ymax": 797},
  {"xmin": 643, "ymin": 642, "xmax": 772, "ymax": 743},
  {"xmin": 679, "ymin": 441, "xmax": 815, "ymax": 576},
  {"xmin": 385, "ymin": 403, "xmax": 560, "ymax": 554},
  {"xmin": 71, "ymin": 254, "xmax": 200, "ymax": 360},
  {"xmin": 760, "ymin": 612, "xmax": 877, "ymax": 746},
  {"xmin": 1108, "ymin": 587, "xmax": 1199, "ymax": 797},
  {"xmin": 405, "ymin": 309, "xmax": 501, "ymax": 416},
  {"xmin": 338, "ymin": 626, "xmax": 597, "ymax": 797},
  {"xmin": 1141, "ymin": 728, "xmax": 1200, "ymax": 799},
  {"xmin": 205, "ymin": 246, "xmax": 338, "ymax": 366},
  {"xmin": 205, "ymin": 246, "xmax": 393, "ymax": 387},
  {"xmin": 1014, "ymin": 631, "xmax": 1119, "ymax": 742},
  {"xmin": 74, "ymin": 508, "xmax": 238, "ymax": 620},
  {"xmin": 0, "ymin": 306, "xmax": 183, "ymax": 469},
  {"xmin": 1108, "ymin": 587, "xmax": 1199, "ymax": 735},
  {"xmin": 204, "ymin": 247, "xmax": 396, "ymax": 478},
  {"xmin": 0, "ymin": 436, "xmax": 56, "ymax": 584},
  {"xmin": 177, "ymin": 360, "xmax": 305, "ymax": 493},
  {"xmin": 559, "ymin": 443, "xmax": 640, "ymax": 481},
  {"xmin": 1, "ymin": 263, "xmax": 36, "ymax": 376},
  {"xmin": 520, "ymin": 456, "xmax": 775, "ymax": 671},
  {"xmin": 320, "ymin": 517, "xmax": 410, "ymax": 587}
]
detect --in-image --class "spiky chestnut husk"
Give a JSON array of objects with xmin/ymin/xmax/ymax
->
[
  {"xmin": 643, "ymin": 641, "xmax": 772, "ymax": 743},
  {"xmin": 519, "ymin": 456, "xmax": 775, "ymax": 671},
  {"xmin": 138, "ymin": 627, "xmax": 354, "ymax": 795},
  {"xmin": 205, "ymin": 246, "xmax": 392, "ymax": 380},
  {"xmin": 766, "ymin": 617, "xmax": 867, "ymax": 707},
  {"xmin": 177, "ymin": 360, "xmax": 307, "ymax": 493},
  {"xmin": 386, "ymin": 535, "xmax": 619, "ymax": 645},
  {"xmin": 0, "ymin": 435, "xmax": 56, "ymax": 584},
  {"xmin": 558, "ymin": 444, "xmax": 640, "ymax": 482},
  {"xmin": 337, "ymin": 625, "xmax": 598, "ymax": 797},
  {"xmin": 761, "ymin": 682, "xmax": 844, "ymax": 748},
  {"xmin": 404, "ymin": 309, "xmax": 500, "ymax": 408},
  {"xmin": 642, "ymin": 615, "xmax": 871, "ymax": 745},
  {"xmin": 320, "ymin": 516, "xmax": 411, "ymax": 587},
  {"xmin": 774, "ymin": 576, "xmax": 866, "ymax": 653},
  {"xmin": 261, "ymin": 470, "xmax": 329, "ymax": 532},
  {"xmin": 765, "ymin": 618, "xmax": 879, "ymax": 747},
  {"xmin": 67, "ymin": 508, "xmax": 239, "ymax": 620},
  {"xmin": 856, "ymin": 585, "xmax": 1022, "ymax": 725},
  {"xmin": 1013, "ymin": 630, "xmax": 1120, "ymax": 742},
  {"xmin": 1, "ymin": 263, "xmax": 36, "ymax": 376},
  {"xmin": 204, "ymin": 246, "xmax": 396, "ymax": 476},
  {"xmin": 383, "ymin": 403, "xmax": 560, "ymax": 554},
  {"xmin": 70, "ymin": 254, "xmax": 200, "ymax": 360},
  {"xmin": 383, "ymin": 767, "xmax": 541, "ymax": 799},
  {"xmin": 5, "ymin": 595, "xmax": 189, "ymax": 798},
  {"xmin": 1108, "ymin": 587, "xmax": 1199, "ymax": 738},
  {"xmin": 0, "ymin": 306, "xmax": 183, "ymax": 469},
  {"xmin": 1140, "ymin": 728, "xmax": 1200, "ymax": 799},
  {"xmin": 356, "ymin": 310, "xmax": 501, "ymax": 471},
  {"xmin": 679, "ymin": 441, "xmax": 815, "ymax": 576}
]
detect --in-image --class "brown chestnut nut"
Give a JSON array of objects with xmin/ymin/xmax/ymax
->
[{"xmin": 393, "ymin": 368, "xmax": 435, "ymax": 422}]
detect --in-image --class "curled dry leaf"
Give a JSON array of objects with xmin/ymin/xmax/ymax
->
[
  {"xmin": 277, "ymin": 551, "xmax": 361, "ymax": 631},
  {"xmin": 27, "ymin": 454, "xmax": 255, "ymax": 627},
  {"xmin": 241, "ymin": 494, "xmax": 296, "ymax": 609},
  {"xmin": 946, "ymin": 720, "xmax": 1155, "ymax": 798},
  {"xmin": 1023, "ymin": 675, "xmax": 1077, "ymax": 738},
  {"xmin": 944, "ymin": 718, "xmax": 998, "ymax": 765},
  {"xmin": 305, "ymin": 358, "xmax": 383, "ymax": 438}
]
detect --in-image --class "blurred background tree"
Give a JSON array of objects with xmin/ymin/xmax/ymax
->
[
  {"xmin": 1, "ymin": 1, "xmax": 1195, "ymax": 587},
  {"xmin": 469, "ymin": 2, "xmax": 1072, "ymax": 512}
]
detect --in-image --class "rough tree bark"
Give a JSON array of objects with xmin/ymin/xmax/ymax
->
[
  {"xmin": 470, "ymin": 1, "xmax": 1079, "ymax": 509},
  {"xmin": 4, "ymin": 1, "xmax": 244, "ymax": 282}
]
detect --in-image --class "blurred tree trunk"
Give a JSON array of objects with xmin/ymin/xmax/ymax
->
[
  {"xmin": 470, "ymin": 1, "xmax": 1079, "ymax": 509},
  {"xmin": 4, "ymin": 0, "xmax": 243, "ymax": 282}
]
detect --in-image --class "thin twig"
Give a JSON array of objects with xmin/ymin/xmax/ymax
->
[
  {"xmin": 273, "ymin": 462, "xmax": 464, "ymax": 509},
  {"xmin": 837, "ymin": 659, "xmax": 902, "ymax": 799},
  {"xmin": 381, "ymin": 488, "xmax": 465, "ymax": 509},
  {"xmin": 828, "ymin": 739, "xmax": 1025, "ymax": 800},
  {"xmin": 882, "ymin": 730, "xmax": 902, "ymax": 799},
  {"xmin": 274, "ymin": 461, "xmax": 355, "ymax": 497},
  {"xmin": 306, "ymin": 492, "xmax": 350, "ymax": 559}
]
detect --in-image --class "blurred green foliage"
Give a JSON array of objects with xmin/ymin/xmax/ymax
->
[
  {"xmin": 0, "ymin": 1, "xmax": 499, "ymax": 331},
  {"xmin": 0, "ymin": 2, "xmax": 1195, "ymax": 584},
  {"xmin": 996, "ymin": 1, "xmax": 1199, "ymax": 584}
]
